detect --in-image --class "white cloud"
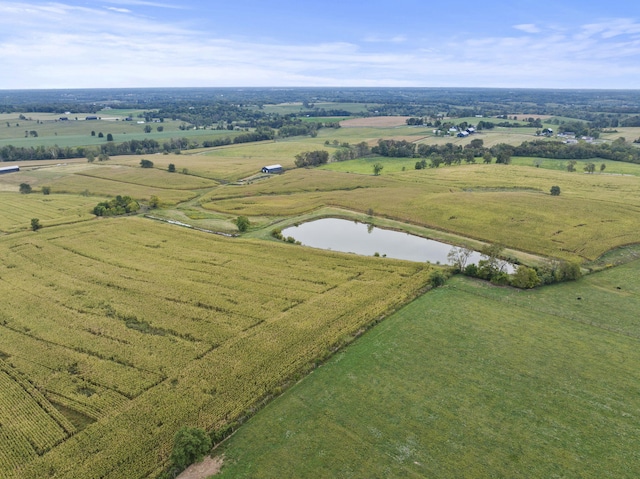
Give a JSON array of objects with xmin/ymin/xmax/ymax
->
[
  {"xmin": 106, "ymin": 7, "xmax": 131, "ymax": 13},
  {"xmin": 1, "ymin": 4, "xmax": 640, "ymax": 89},
  {"xmin": 514, "ymin": 24, "xmax": 540, "ymax": 34},
  {"xmin": 103, "ymin": 0, "xmax": 186, "ymax": 9}
]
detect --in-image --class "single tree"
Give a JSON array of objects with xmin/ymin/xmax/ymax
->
[
  {"xmin": 149, "ymin": 195, "xmax": 160, "ymax": 208},
  {"xmin": 584, "ymin": 162, "xmax": 596, "ymax": 174},
  {"xmin": 168, "ymin": 163, "xmax": 176, "ymax": 173},
  {"xmin": 42, "ymin": 186, "xmax": 51, "ymax": 195},
  {"xmin": 157, "ymin": 126, "xmax": 164, "ymax": 132},
  {"xmin": 19, "ymin": 183, "xmax": 32, "ymax": 194},
  {"xmin": 30, "ymin": 218, "xmax": 42, "ymax": 231},
  {"xmin": 482, "ymin": 152, "xmax": 492, "ymax": 164},
  {"xmin": 567, "ymin": 160, "xmax": 577, "ymax": 172},
  {"xmin": 98, "ymin": 132, "xmax": 104, "ymax": 138},
  {"xmin": 106, "ymin": 133, "xmax": 114, "ymax": 141},
  {"xmin": 550, "ymin": 185, "xmax": 561, "ymax": 196},
  {"xmin": 496, "ymin": 150, "xmax": 511, "ymax": 164},
  {"xmin": 91, "ymin": 130, "xmax": 96, "ymax": 136},
  {"xmin": 140, "ymin": 159, "xmax": 154, "ymax": 168},
  {"xmin": 170, "ymin": 426, "xmax": 212, "ymax": 471},
  {"xmin": 144, "ymin": 125, "xmax": 152, "ymax": 133},
  {"xmin": 373, "ymin": 162, "xmax": 384, "ymax": 176},
  {"xmin": 447, "ymin": 246, "xmax": 474, "ymax": 272},
  {"xmin": 98, "ymin": 153, "xmax": 109, "ymax": 161},
  {"xmin": 86, "ymin": 152, "xmax": 96, "ymax": 163},
  {"xmin": 235, "ymin": 216, "xmax": 250, "ymax": 232},
  {"xmin": 600, "ymin": 163, "xmax": 606, "ymax": 173}
]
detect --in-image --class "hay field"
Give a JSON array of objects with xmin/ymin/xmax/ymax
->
[
  {"xmin": 202, "ymin": 164, "xmax": 640, "ymax": 261},
  {"xmin": 0, "ymin": 218, "xmax": 432, "ymax": 479},
  {"xmin": 0, "ymin": 163, "xmax": 204, "ymax": 204},
  {"xmin": 340, "ymin": 116, "xmax": 412, "ymax": 127}
]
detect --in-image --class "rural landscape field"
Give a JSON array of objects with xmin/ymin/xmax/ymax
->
[{"xmin": 1, "ymin": 87, "xmax": 640, "ymax": 479}]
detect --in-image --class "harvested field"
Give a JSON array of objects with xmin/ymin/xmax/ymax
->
[{"xmin": 340, "ymin": 116, "xmax": 412, "ymax": 128}]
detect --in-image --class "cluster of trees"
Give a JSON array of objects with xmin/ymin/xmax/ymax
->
[
  {"xmin": 294, "ymin": 150, "xmax": 329, "ymax": 167},
  {"xmin": 373, "ymin": 139, "xmax": 502, "ymax": 166},
  {"xmin": 448, "ymin": 245, "xmax": 582, "ymax": 288},
  {"xmin": 372, "ymin": 139, "xmax": 416, "ymax": 157},
  {"xmin": 277, "ymin": 123, "xmax": 318, "ymax": 138},
  {"xmin": 232, "ymin": 126, "xmax": 275, "ymax": 144},
  {"xmin": 328, "ymin": 141, "xmax": 371, "ymax": 162},
  {"xmin": 511, "ymin": 138, "xmax": 640, "ymax": 163},
  {"xmin": 93, "ymin": 195, "xmax": 139, "ymax": 216}
]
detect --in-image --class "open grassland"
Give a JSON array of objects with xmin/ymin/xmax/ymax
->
[
  {"xmin": 0, "ymin": 116, "xmax": 240, "ymax": 149},
  {"xmin": 511, "ymin": 156, "xmax": 640, "ymax": 176},
  {"xmin": 259, "ymin": 102, "xmax": 372, "ymax": 115},
  {"xmin": 202, "ymin": 164, "xmax": 640, "ymax": 261},
  {"xmin": 0, "ymin": 192, "xmax": 104, "ymax": 232},
  {"xmin": 0, "ymin": 217, "xmax": 432, "ymax": 479},
  {"xmin": 217, "ymin": 266, "xmax": 640, "ymax": 478}
]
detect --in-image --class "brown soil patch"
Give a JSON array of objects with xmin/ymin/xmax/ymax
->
[
  {"xmin": 177, "ymin": 456, "xmax": 224, "ymax": 479},
  {"xmin": 340, "ymin": 116, "xmax": 411, "ymax": 128}
]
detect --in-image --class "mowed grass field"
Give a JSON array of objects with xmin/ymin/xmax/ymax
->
[
  {"xmin": 0, "ymin": 217, "xmax": 432, "ymax": 479},
  {"xmin": 216, "ymin": 265, "xmax": 640, "ymax": 478}
]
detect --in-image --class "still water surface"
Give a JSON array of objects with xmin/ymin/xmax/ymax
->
[{"xmin": 282, "ymin": 218, "xmax": 487, "ymax": 266}]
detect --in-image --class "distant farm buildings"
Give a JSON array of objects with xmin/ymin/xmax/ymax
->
[
  {"xmin": 85, "ymin": 116, "xmax": 98, "ymax": 120},
  {"xmin": 0, "ymin": 166, "xmax": 20, "ymax": 174},
  {"xmin": 261, "ymin": 164, "xmax": 283, "ymax": 174}
]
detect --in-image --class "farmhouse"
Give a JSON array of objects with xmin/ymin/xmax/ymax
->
[
  {"xmin": 457, "ymin": 131, "xmax": 470, "ymax": 138},
  {"xmin": 261, "ymin": 164, "xmax": 283, "ymax": 174},
  {"xmin": 0, "ymin": 166, "xmax": 20, "ymax": 174}
]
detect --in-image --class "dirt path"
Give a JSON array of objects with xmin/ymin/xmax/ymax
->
[{"xmin": 177, "ymin": 456, "xmax": 224, "ymax": 479}]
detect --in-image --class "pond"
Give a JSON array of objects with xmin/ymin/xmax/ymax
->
[{"xmin": 281, "ymin": 218, "xmax": 515, "ymax": 272}]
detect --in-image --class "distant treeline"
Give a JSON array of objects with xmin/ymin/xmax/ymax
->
[
  {"xmin": 370, "ymin": 137, "xmax": 640, "ymax": 165},
  {"xmin": 0, "ymin": 124, "xmax": 322, "ymax": 161}
]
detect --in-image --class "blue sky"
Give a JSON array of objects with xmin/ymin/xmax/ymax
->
[{"xmin": 1, "ymin": 1, "xmax": 640, "ymax": 89}]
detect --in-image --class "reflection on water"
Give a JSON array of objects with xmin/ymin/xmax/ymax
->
[{"xmin": 282, "ymin": 218, "xmax": 515, "ymax": 272}]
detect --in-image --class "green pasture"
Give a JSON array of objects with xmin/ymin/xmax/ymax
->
[
  {"xmin": 217, "ymin": 266, "xmax": 640, "ymax": 479},
  {"xmin": 511, "ymin": 156, "xmax": 640, "ymax": 176},
  {"xmin": 259, "ymin": 102, "xmax": 372, "ymax": 115},
  {"xmin": 0, "ymin": 117, "xmax": 240, "ymax": 149},
  {"xmin": 299, "ymin": 116, "xmax": 350, "ymax": 123}
]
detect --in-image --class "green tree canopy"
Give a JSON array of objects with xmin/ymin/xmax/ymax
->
[{"xmin": 170, "ymin": 426, "xmax": 212, "ymax": 471}]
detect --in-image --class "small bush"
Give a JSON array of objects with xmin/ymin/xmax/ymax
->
[
  {"xmin": 235, "ymin": 216, "xmax": 250, "ymax": 232},
  {"xmin": 170, "ymin": 426, "xmax": 211, "ymax": 471}
]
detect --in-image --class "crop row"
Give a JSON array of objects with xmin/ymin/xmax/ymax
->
[
  {"xmin": 0, "ymin": 367, "xmax": 68, "ymax": 457},
  {"xmin": 2, "ymin": 218, "xmax": 432, "ymax": 478}
]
